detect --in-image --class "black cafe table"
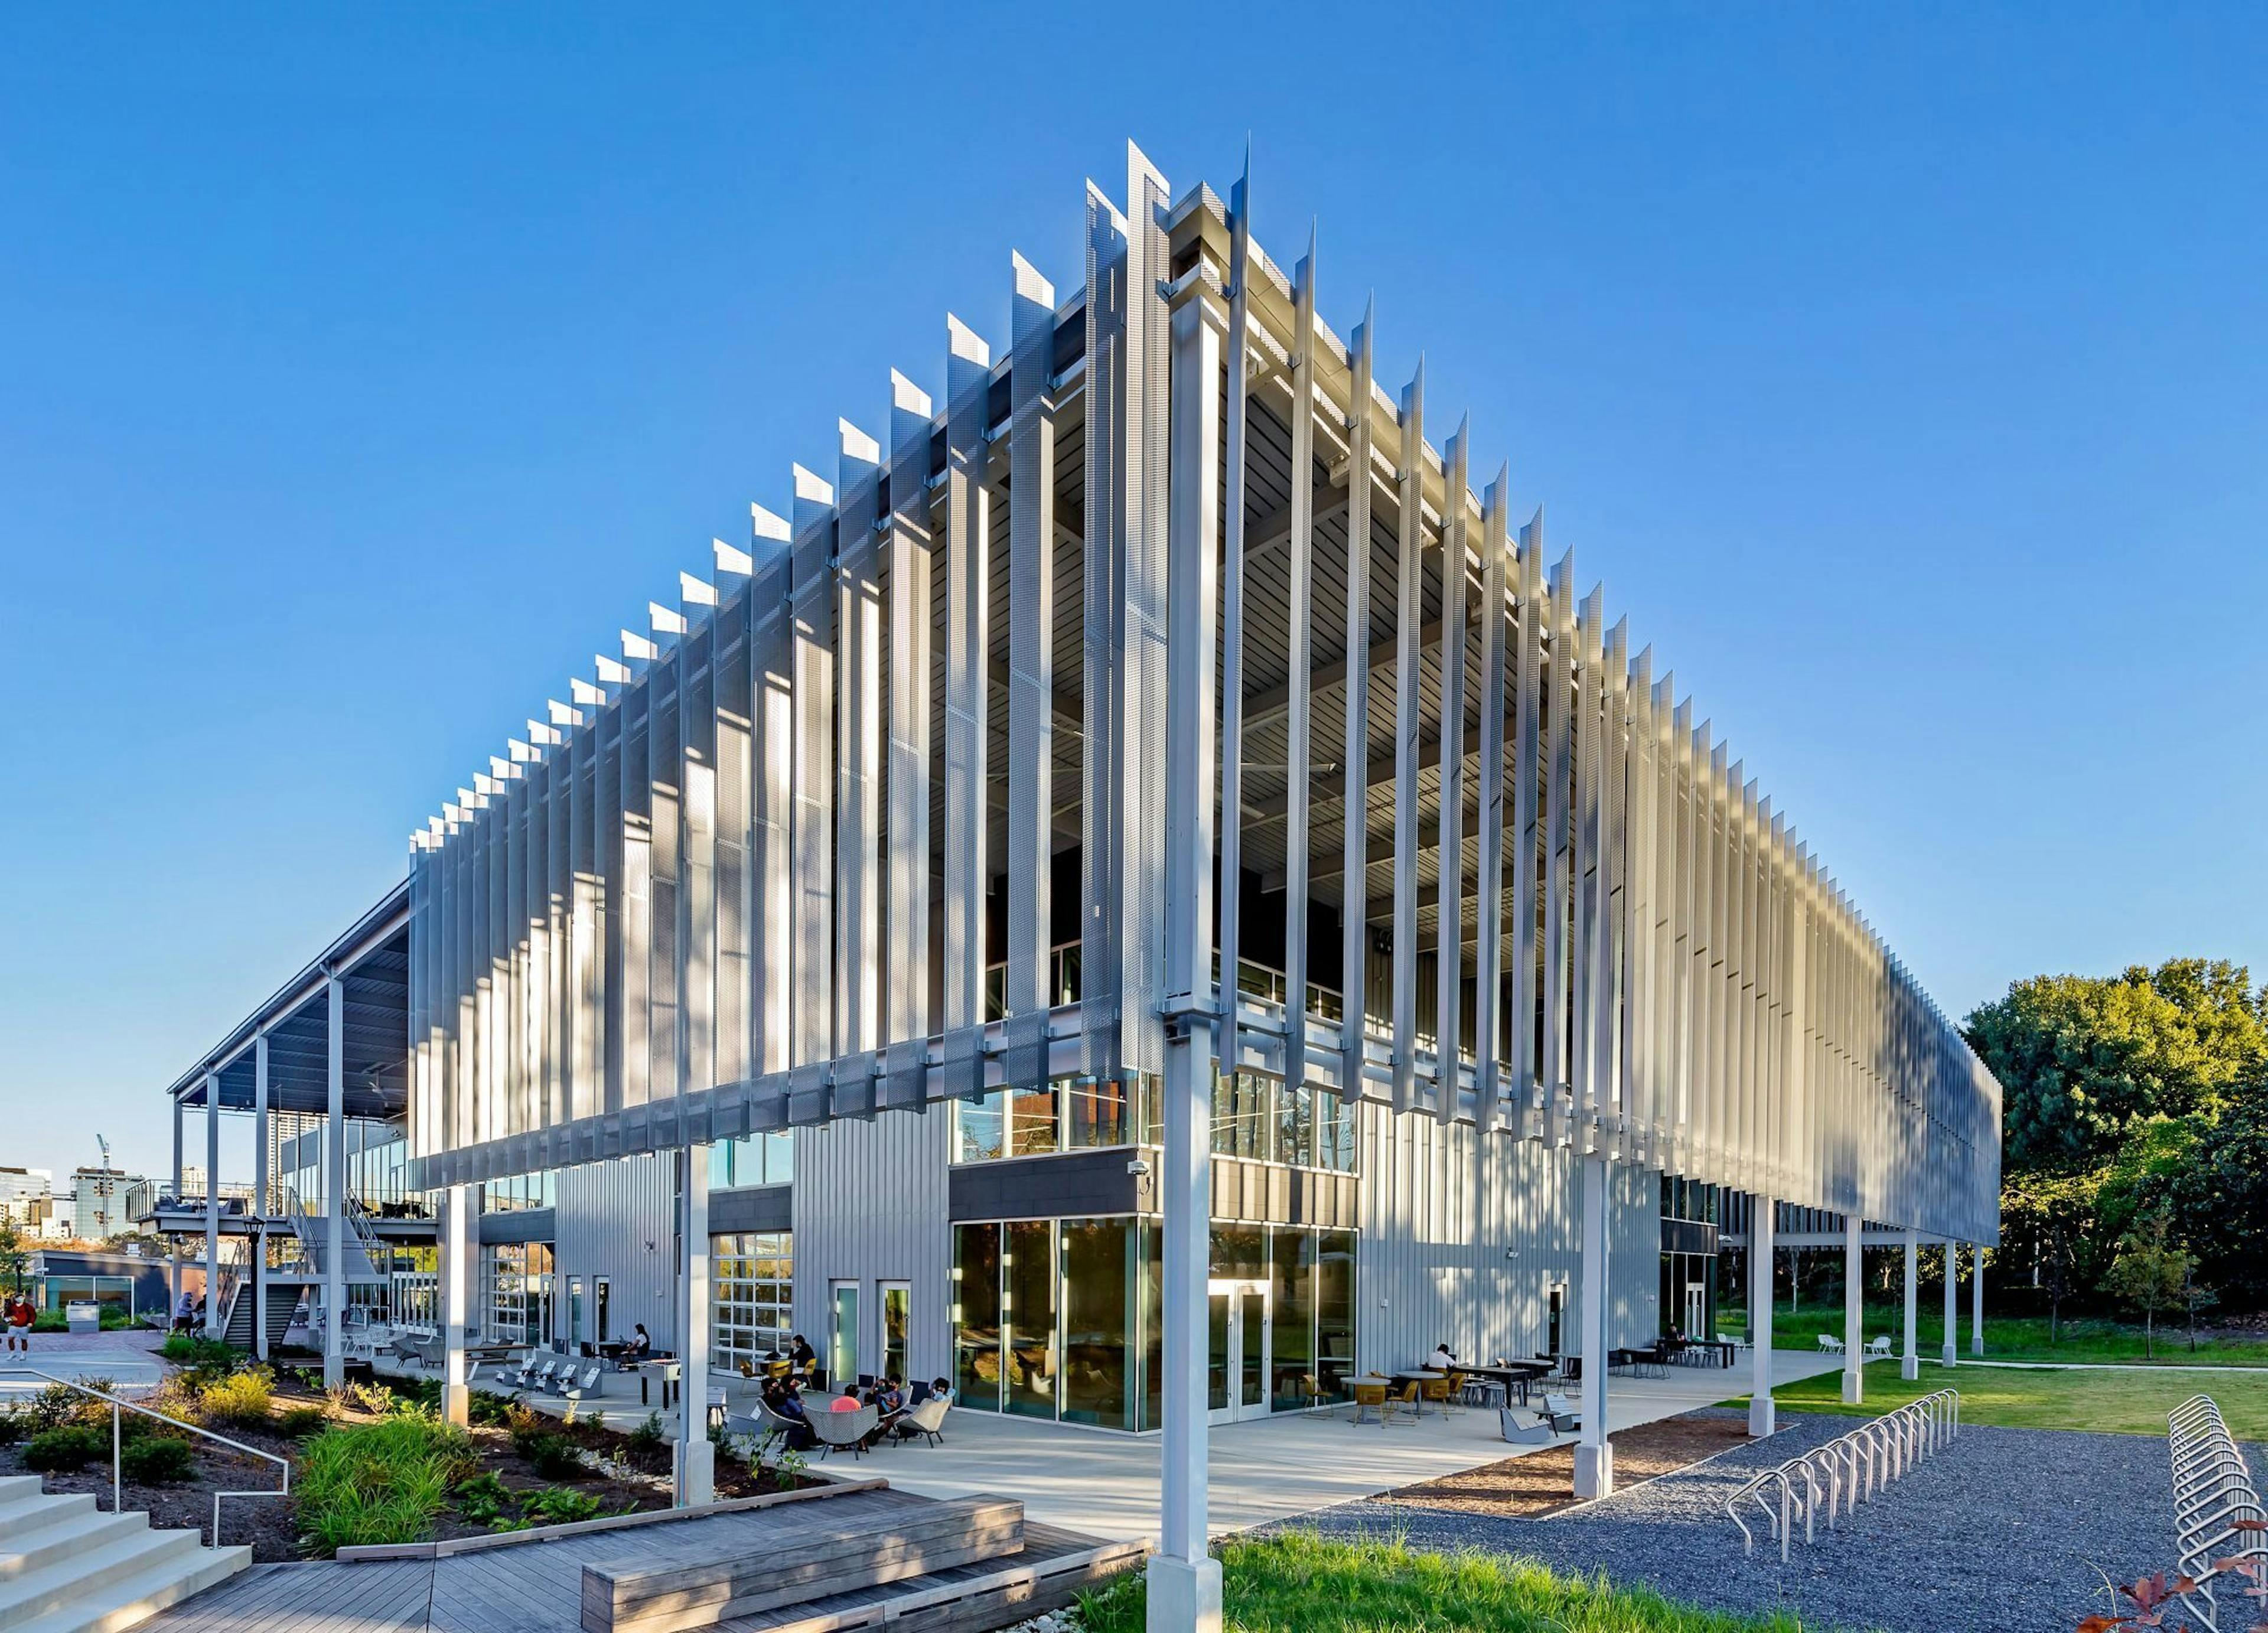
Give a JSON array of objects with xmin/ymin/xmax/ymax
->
[{"xmin": 1457, "ymin": 1360, "xmax": 1554, "ymax": 1407}]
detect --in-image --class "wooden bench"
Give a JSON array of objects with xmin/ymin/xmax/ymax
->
[{"xmin": 579, "ymin": 1494, "xmax": 1025, "ymax": 1633}]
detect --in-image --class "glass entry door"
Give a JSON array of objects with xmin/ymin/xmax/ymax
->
[
  {"xmin": 1684, "ymin": 1282, "xmax": 1706, "ymax": 1339},
  {"xmin": 1207, "ymin": 1279, "xmax": 1270, "ymax": 1425},
  {"xmin": 830, "ymin": 1280, "xmax": 861, "ymax": 1387}
]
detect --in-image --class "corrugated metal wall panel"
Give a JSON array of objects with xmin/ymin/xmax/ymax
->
[
  {"xmin": 790, "ymin": 1107, "xmax": 950, "ymax": 1384},
  {"xmin": 1354, "ymin": 1100, "xmax": 1660, "ymax": 1371},
  {"xmin": 553, "ymin": 1154, "xmax": 678, "ymax": 1351}
]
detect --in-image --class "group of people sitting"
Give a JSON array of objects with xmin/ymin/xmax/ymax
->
[{"xmin": 760, "ymin": 1370, "xmax": 953, "ymax": 1451}]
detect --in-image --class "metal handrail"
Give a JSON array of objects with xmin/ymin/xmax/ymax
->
[
  {"xmin": 1727, "ymin": 1389, "xmax": 1960, "ymax": 1562},
  {"xmin": 2167, "ymin": 1393, "xmax": 2266, "ymax": 1632},
  {"xmin": 0, "ymin": 1368, "xmax": 289, "ymax": 1549}
]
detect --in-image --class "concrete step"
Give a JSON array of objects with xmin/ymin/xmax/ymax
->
[
  {"xmin": 0, "ymin": 1484, "xmax": 38, "ymax": 1509},
  {"xmin": 0, "ymin": 1495, "xmax": 99, "ymax": 1545},
  {"xmin": 0, "ymin": 1511, "xmax": 150, "ymax": 1581},
  {"xmin": 5, "ymin": 1543, "xmax": 249, "ymax": 1633},
  {"xmin": 0, "ymin": 1526, "xmax": 198, "ymax": 1628}
]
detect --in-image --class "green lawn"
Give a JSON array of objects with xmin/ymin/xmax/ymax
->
[
  {"xmin": 1720, "ymin": 1359, "xmax": 2268, "ymax": 1439},
  {"xmin": 1716, "ymin": 1300, "xmax": 2268, "ymax": 1367},
  {"xmin": 1077, "ymin": 1532, "xmax": 1816, "ymax": 1632}
]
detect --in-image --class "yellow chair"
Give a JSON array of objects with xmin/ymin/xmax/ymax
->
[
  {"xmin": 1349, "ymin": 1378, "xmax": 1389, "ymax": 1427},
  {"xmin": 1383, "ymin": 1379, "xmax": 1422, "ymax": 1426},
  {"xmin": 1419, "ymin": 1373, "xmax": 1457, "ymax": 1416}
]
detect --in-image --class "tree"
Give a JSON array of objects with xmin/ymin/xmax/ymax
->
[
  {"xmin": 1964, "ymin": 960, "xmax": 2265, "ymax": 1171},
  {"xmin": 0, "ymin": 1215, "xmax": 23, "ymax": 1296},
  {"xmin": 2103, "ymin": 1214, "xmax": 2191, "ymax": 1360},
  {"xmin": 1998, "ymin": 1168, "xmax": 2105, "ymax": 1343},
  {"xmin": 2181, "ymin": 1260, "xmax": 2217, "ymax": 1353},
  {"xmin": 2166, "ymin": 1084, "xmax": 2268, "ymax": 1308}
]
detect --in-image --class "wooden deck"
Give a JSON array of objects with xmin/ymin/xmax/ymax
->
[{"xmin": 133, "ymin": 1487, "xmax": 1140, "ymax": 1633}]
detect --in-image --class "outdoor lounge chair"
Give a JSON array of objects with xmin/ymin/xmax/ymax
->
[
  {"xmin": 892, "ymin": 1395, "xmax": 950, "ymax": 1448},
  {"xmin": 1817, "ymin": 1334, "xmax": 1844, "ymax": 1354},
  {"xmin": 1867, "ymin": 1335, "xmax": 1894, "ymax": 1358},
  {"xmin": 808, "ymin": 1403, "xmax": 878, "ymax": 1460},
  {"xmin": 719, "ymin": 1409, "xmax": 774, "ymax": 1461},
  {"xmin": 1499, "ymin": 1406, "xmax": 1557, "ymax": 1445},
  {"xmin": 1542, "ymin": 1391, "xmax": 1582, "ymax": 1433}
]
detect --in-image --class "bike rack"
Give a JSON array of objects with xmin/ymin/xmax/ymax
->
[
  {"xmin": 2167, "ymin": 1394, "xmax": 2266, "ymax": 1633},
  {"xmin": 1727, "ymin": 1389, "xmax": 1961, "ymax": 1562}
]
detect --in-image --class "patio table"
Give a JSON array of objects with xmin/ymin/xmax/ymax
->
[{"xmin": 1458, "ymin": 1361, "xmax": 1552, "ymax": 1406}]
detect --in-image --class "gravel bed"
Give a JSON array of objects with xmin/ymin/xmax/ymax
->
[{"xmin": 1289, "ymin": 1410, "xmax": 2245, "ymax": 1633}]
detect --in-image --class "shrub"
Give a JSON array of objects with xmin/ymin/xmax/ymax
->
[
  {"xmin": 452, "ymin": 1471, "xmax": 511, "ymax": 1526},
  {"xmin": 520, "ymin": 1433, "xmax": 587, "ymax": 1482},
  {"xmin": 502, "ymin": 1400, "xmax": 543, "ymax": 1442},
  {"xmin": 119, "ymin": 1436, "xmax": 195, "ymax": 1484},
  {"xmin": 23, "ymin": 1426, "xmax": 106, "ymax": 1471},
  {"xmin": 466, "ymin": 1390, "xmax": 514, "ymax": 1428},
  {"xmin": 275, "ymin": 1404, "xmax": 328, "ymax": 1439},
  {"xmin": 507, "ymin": 1487, "xmax": 609, "ymax": 1529},
  {"xmin": 197, "ymin": 1368, "xmax": 275, "ymax": 1427},
  {"xmin": 159, "ymin": 1334, "xmax": 240, "ymax": 1375},
  {"xmin": 30, "ymin": 1311, "xmax": 66, "ymax": 1333},
  {"xmin": 295, "ymin": 1414, "xmax": 478, "ymax": 1557},
  {"xmin": 0, "ymin": 1410, "xmax": 22, "ymax": 1445},
  {"xmin": 13, "ymin": 1383, "xmax": 100, "ymax": 1436}
]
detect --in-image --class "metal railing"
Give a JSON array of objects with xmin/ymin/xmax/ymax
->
[
  {"xmin": 2168, "ymin": 1394, "xmax": 2267, "ymax": 1632},
  {"xmin": 0, "ymin": 1368, "xmax": 289, "ymax": 1549},
  {"xmin": 1728, "ymin": 1389, "xmax": 1960, "ymax": 1562}
]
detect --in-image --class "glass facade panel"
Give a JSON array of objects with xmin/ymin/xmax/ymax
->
[
  {"xmin": 953, "ymin": 1214, "xmax": 1352, "ymax": 1432},
  {"xmin": 707, "ymin": 1132, "xmax": 795, "ymax": 1191},
  {"xmin": 1211, "ymin": 1072, "xmax": 1272, "ymax": 1161},
  {"xmin": 712, "ymin": 1231, "xmax": 793, "ymax": 1371},
  {"xmin": 1060, "ymin": 1218, "xmax": 1132, "ymax": 1429},
  {"xmin": 1009, "ymin": 1085, "xmax": 1060, "ymax": 1157},
  {"xmin": 952, "ymin": 1222, "xmax": 1002, "ymax": 1409},
  {"xmin": 1317, "ymin": 1229, "xmax": 1356, "ymax": 1399},
  {"xmin": 1269, "ymin": 1228, "xmax": 1315, "ymax": 1411},
  {"xmin": 881, "ymin": 1283, "xmax": 909, "ymax": 1383},
  {"xmin": 1003, "ymin": 1220, "xmax": 1057, "ymax": 1417},
  {"xmin": 1065, "ymin": 1077, "xmax": 1133, "ymax": 1149},
  {"xmin": 954, "ymin": 1094, "xmax": 1005, "ymax": 1164}
]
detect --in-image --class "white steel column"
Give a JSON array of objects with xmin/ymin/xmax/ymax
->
[
  {"xmin": 1901, "ymin": 1228, "xmax": 1919, "ymax": 1381},
  {"xmin": 677, "ymin": 1145, "xmax": 713, "ymax": 1505},
  {"xmin": 1841, "ymin": 1213, "xmax": 1863, "ymax": 1405},
  {"xmin": 171, "ymin": 1096, "xmax": 184, "ymax": 1197},
  {"xmin": 324, "ymin": 974, "xmax": 347, "ymax": 1389},
  {"xmin": 1748, "ymin": 1194, "xmax": 1775, "ymax": 1438},
  {"xmin": 253, "ymin": 1036, "xmax": 270, "ymax": 1362},
  {"xmin": 203, "ymin": 1073, "xmax": 221, "ymax": 1339},
  {"xmin": 1574, "ymin": 1154, "xmax": 1614, "ymax": 1498},
  {"xmin": 1943, "ymin": 1240, "xmax": 1959, "ymax": 1367},
  {"xmin": 1970, "ymin": 1243, "xmax": 1984, "ymax": 1355},
  {"xmin": 1152, "ymin": 278, "xmax": 1224, "ymax": 1633},
  {"xmin": 441, "ymin": 1183, "xmax": 472, "ymax": 1426},
  {"xmin": 1387, "ymin": 364, "xmax": 1425, "ymax": 1113}
]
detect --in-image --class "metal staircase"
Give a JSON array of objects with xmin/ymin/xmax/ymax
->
[
  {"xmin": 216, "ymin": 1277, "xmax": 301, "ymax": 1355},
  {"xmin": 280, "ymin": 1185, "xmax": 386, "ymax": 1283}
]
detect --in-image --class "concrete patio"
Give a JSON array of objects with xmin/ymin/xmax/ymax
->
[{"xmin": 870, "ymin": 1349, "xmax": 1849, "ymax": 1541}]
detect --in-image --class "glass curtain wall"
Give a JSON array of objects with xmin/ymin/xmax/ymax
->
[
  {"xmin": 707, "ymin": 1132, "xmax": 796, "ymax": 1191},
  {"xmin": 480, "ymin": 1243, "xmax": 553, "ymax": 1345},
  {"xmin": 954, "ymin": 1070, "xmax": 1351, "ymax": 1172},
  {"xmin": 952, "ymin": 1217, "xmax": 1355, "ymax": 1432}
]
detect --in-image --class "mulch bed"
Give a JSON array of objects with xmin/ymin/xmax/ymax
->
[
  {"xmin": 1374, "ymin": 1408, "xmax": 1755, "ymax": 1519},
  {"xmin": 1, "ymin": 1369, "xmax": 790, "ymax": 1564}
]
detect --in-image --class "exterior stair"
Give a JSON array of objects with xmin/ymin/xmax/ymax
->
[
  {"xmin": 0, "ymin": 1478, "xmax": 249, "ymax": 1632},
  {"xmin": 218, "ymin": 1277, "xmax": 304, "ymax": 1355}
]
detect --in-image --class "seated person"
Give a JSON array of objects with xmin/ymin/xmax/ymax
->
[
  {"xmin": 873, "ymin": 1374, "xmax": 906, "ymax": 1416},
  {"xmin": 764, "ymin": 1380, "xmax": 816, "ymax": 1449},
  {"xmin": 891, "ymin": 1378, "xmax": 953, "ymax": 1439},
  {"xmin": 829, "ymin": 1387, "xmax": 863, "ymax": 1413},
  {"xmin": 614, "ymin": 1323, "xmax": 653, "ymax": 1370},
  {"xmin": 1428, "ymin": 1341, "xmax": 1456, "ymax": 1371},
  {"xmin": 789, "ymin": 1334, "xmax": 817, "ymax": 1373}
]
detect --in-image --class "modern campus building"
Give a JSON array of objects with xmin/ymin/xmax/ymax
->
[{"xmin": 154, "ymin": 147, "xmax": 2001, "ymax": 1598}]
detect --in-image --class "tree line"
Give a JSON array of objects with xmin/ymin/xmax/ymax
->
[{"xmin": 1964, "ymin": 957, "xmax": 2268, "ymax": 1340}]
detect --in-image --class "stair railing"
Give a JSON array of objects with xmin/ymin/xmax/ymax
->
[{"xmin": 0, "ymin": 1367, "xmax": 289, "ymax": 1549}]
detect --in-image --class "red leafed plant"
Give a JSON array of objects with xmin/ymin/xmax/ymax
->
[
  {"xmin": 2075, "ymin": 1571, "xmax": 2197, "ymax": 1632},
  {"xmin": 2080, "ymin": 1520, "xmax": 2268, "ymax": 1633}
]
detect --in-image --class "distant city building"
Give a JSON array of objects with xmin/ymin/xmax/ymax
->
[
  {"xmin": 0, "ymin": 1166, "xmax": 52, "ymax": 1225},
  {"xmin": 69, "ymin": 1166, "xmax": 142, "ymax": 1240}
]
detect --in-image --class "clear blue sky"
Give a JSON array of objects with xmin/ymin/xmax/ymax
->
[{"xmin": 4, "ymin": 6, "xmax": 2263, "ymax": 1185}]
